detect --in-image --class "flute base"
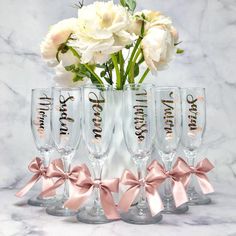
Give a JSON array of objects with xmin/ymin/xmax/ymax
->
[
  {"xmin": 77, "ymin": 205, "xmax": 112, "ymax": 224},
  {"xmin": 46, "ymin": 198, "xmax": 77, "ymax": 217},
  {"xmin": 28, "ymin": 195, "xmax": 58, "ymax": 207},
  {"xmin": 187, "ymin": 189, "xmax": 211, "ymax": 205},
  {"xmin": 120, "ymin": 205, "xmax": 162, "ymax": 225},
  {"xmin": 162, "ymin": 198, "xmax": 189, "ymax": 214}
]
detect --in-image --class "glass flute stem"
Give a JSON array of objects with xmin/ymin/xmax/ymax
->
[
  {"xmin": 185, "ymin": 150, "xmax": 198, "ymax": 197},
  {"xmin": 163, "ymin": 159, "xmax": 173, "ymax": 205},
  {"xmin": 62, "ymin": 156, "xmax": 72, "ymax": 200},
  {"xmin": 137, "ymin": 159, "xmax": 148, "ymax": 213},
  {"xmin": 92, "ymin": 159, "xmax": 104, "ymax": 211},
  {"xmin": 42, "ymin": 150, "xmax": 50, "ymax": 167},
  {"xmin": 39, "ymin": 151, "xmax": 51, "ymax": 200}
]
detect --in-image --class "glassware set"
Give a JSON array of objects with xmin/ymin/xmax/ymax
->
[{"xmin": 28, "ymin": 84, "xmax": 210, "ymax": 224}]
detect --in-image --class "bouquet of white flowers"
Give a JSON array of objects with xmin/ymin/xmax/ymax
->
[{"xmin": 40, "ymin": 0, "xmax": 182, "ymax": 89}]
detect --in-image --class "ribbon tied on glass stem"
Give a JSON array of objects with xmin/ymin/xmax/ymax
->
[
  {"xmin": 41, "ymin": 159, "xmax": 82, "ymax": 197},
  {"xmin": 64, "ymin": 164, "xmax": 120, "ymax": 220},
  {"xmin": 147, "ymin": 157, "xmax": 190, "ymax": 207},
  {"xmin": 16, "ymin": 157, "xmax": 55, "ymax": 198},
  {"xmin": 180, "ymin": 158, "xmax": 214, "ymax": 194},
  {"xmin": 118, "ymin": 168, "xmax": 164, "ymax": 216}
]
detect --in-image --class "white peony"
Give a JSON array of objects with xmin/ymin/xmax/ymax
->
[
  {"xmin": 141, "ymin": 26, "xmax": 175, "ymax": 72},
  {"xmin": 128, "ymin": 10, "xmax": 178, "ymax": 72},
  {"xmin": 68, "ymin": 1, "xmax": 135, "ymax": 64},
  {"xmin": 129, "ymin": 10, "xmax": 173, "ymax": 35},
  {"xmin": 40, "ymin": 18, "xmax": 79, "ymax": 66}
]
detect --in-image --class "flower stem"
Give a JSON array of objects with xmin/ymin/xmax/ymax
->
[
  {"xmin": 119, "ymin": 51, "xmax": 124, "ymax": 85},
  {"xmin": 123, "ymin": 37, "xmax": 142, "ymax": 85},
  {"xmin": 129, "ymin": 48, "xmax": 141, "ymax": 84},
  {"xmin": 111, "ymin": 54, "xmax": 121, "ymax": 90},
  {"xmin": 84, "ymin": 64, "xmax": 104, "ymax": 85},
  {"xmin": 138, "ymin": 68, "xmax": 150, "ymax": 84}
]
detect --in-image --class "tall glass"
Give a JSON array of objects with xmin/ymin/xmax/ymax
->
[
  {"xmin": 155, "ymin": 87, "xmax": 188, "ymax": 214},
  {"xmin": 120, "ymin": 84, "xmax": 162, "ymax": 224},
  {"xmin": 76, "ymin": 84, "xmax": 115, "ymax": 224},
  {"xmin": 29, "ymin": 88, "xmax": 56, "ymax": 206},
  {"xmin": 46, "ymin": 87, "xmax": 82, "ymax": 216},
  {"xmin": 181, "ymin": 87, "xmax": 211, "ymax": 205}
]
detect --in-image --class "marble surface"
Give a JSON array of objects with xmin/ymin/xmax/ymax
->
[
  {"xmin": 0, "ymin": 0, "xmax": 236, "ymax": 234},
  {"xmin": 1, "ymin": 0, "xmax": 236, "ymax": 187},
  {"xmin": 1, "ymin": 182, "xmax": 236, "ymax": 236}
]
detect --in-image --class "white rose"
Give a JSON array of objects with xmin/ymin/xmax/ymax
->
[
  {"xmin": 68, "ymin": 1, "xmax": 135, "ymax": 64},
  {"xmin": 54, "ymin": 62, "xmax": 88, "ymax": 87},
  {"xmin": 40, "ymin": 18, "xmax": 79, "ymax": 65},
  {"xmin": 141, "ymin": 26, "xmax": 175, "ymax": 72}
]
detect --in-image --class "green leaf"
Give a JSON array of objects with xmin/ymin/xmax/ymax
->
[
  {"xmin": 176, "ymin": 48, "xmax": 185, "ymax": 54},
  {"xmin": 125, "ymin": 44, "xmax": 133, "ymax": 49},
  {"xmin": 120, "ymin": 0, "xmax": 126, "ymax": 7},
  {"xmin": 65, "ymin": 64, "xmax": 76, "ymax": 72},
  {"xmin": 73, "ymin": 74, "xmax": 83, "ymax": 82},
  {"xmin": 174, "ymin": 41, "xmax": 183, "ymax": 46},
  {"xmin": 137, "ymin": 55, "xmax": 145, "ymax": 65},
  {"xmin": 95, "ymin": 64, "xmax": 106, "ymax": 69},
  {"xmin": 126, "ymin": 0, "xmax": 136, "ymax": 12},
  {"xmin": 100, "ymin": 71, "xmax": 106, "ymax": 77}
]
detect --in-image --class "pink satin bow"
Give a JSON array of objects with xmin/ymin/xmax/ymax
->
[
  {"xmin": 16, "ymin": 157, "xmax": 55, "ymax": 197},
  {"xmin": 64, "ymin": 164, "xmax": 120, "ymax": 220},
  {"xmin": 118, "ymin": 168, "xmax": 164, "ymax": 216},
  {"xmin": 147, "ymin": 157, "xmax": 189, "ymax": 207},
  {"xmin": 41, "ymin": 159, "xmax": 82, "ymax": 197},
  {"xmin": 181, "ymin": 158, "xmax": 214, "ymax": 194}
]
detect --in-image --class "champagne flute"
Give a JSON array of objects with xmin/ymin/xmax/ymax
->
[
  {"xmin": 76, "ymin": 84, "xmax": 115, "ymax": 224},
  {"xmin": 181, "ymin": 87, "xmax": 211, "ymax": 205},
  {"xmin": 46, "ymin": 87, "xmax": 82, "ymax": 216},
  {"xmin": 155, "ymin": 86, "xmax": 188, "ymax": 214},
  {"xmin": 29, "ymin": 88, "xmax": 56, "ymax": 206},
  {"xmin": 120, "ymin": 83, "xmax": 162, "ymax": 224}
]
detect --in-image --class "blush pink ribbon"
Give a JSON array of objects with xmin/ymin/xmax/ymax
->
[
  {"xmin": 41, "ymin": 159, "xmax": 82, "ymax": 197},
  {"xmin": 181, "ymin": 158, "xmax": 214, "ymax": 194},
  {"xmin": 118, "ymin": 168, "xmax": 164, "ymax": 216},
  {"xmin": 15, "ymin": 157, "xmax": 55, "ymax": 198},
  {"xmin": 64, "ymin": 164, "xmax": 120, "ymax": 220},
  {"xmin": 147, "ymin": 157, "xmax": 189, "ymax": 207}
]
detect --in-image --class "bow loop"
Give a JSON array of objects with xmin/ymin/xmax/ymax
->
[
  {"xmin": 28, "ymin": 157, "xmax": 44, "ymax": 174},
  {"xmin": 64, "ymin": 164, "xmax": 120, "ymax": 220},
  {"xmin": 170, "ymin": 157, "xmax": 192, "ymax": 180},
  {"xmin": 195, "ymin": 158, "xmax": 214, "ymax": 173},
  {"xmin": 147, "ymin": 158, "xmax": 189, "ymax": 207},
  {"xmin": 118, "ymin": 169, "xmax": 164, "ymax": 217},
  {"xmin": 16, "ymin": 157, "xmax": 55, "ymax": 198},
  {"xmin": 41, "ymin": 159, "xmax": 82, "ymax": 197},
  {"xmin": 182, "ymin": 158, "xmax": 214, "ymax": 194}
]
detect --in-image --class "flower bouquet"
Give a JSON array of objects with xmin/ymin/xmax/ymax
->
[{"xmin": 40, "ymin": 0, "xmax": 183, "ymax": 89}]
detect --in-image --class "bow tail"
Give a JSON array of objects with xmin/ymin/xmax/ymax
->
[
  {"xmin": 118, "ymin": 186, "xmax": 140, "ymax": 213},
  {"xmin": 146, "ymin": 190, "xmax": 164, "ymax": 216},
  {"xmin": 42, "ymin": 176, "xmax": 56, "ymax": 197},
  {"xmin": 196, "ymin": 173, "xmax": 214, "ymax": 194},
  {"xmin": 100, "ymin": 187, "xmax": 120, "ymax": 220},
  {"xmin": 172, "ymin": 180, "xmax": 188, "ymax": 207},
  {"xmin": 64, "ymin": 187, "xmax": 93, "ymax": 210},
  {"xmin": 15, "ymin": 174, "xmax": 41, "ymax": 197},
  {"xmin": 181, "ymin": 173, "xmax": 191, "ymax": 189}
]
